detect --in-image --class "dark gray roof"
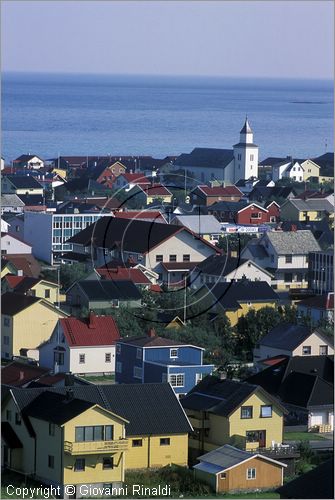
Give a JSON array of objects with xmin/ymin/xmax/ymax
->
[
  {"xmin": 206, "ymin": 280, "xmax": 279, "ymax": 310},
  {"xmin": 285, "ymin": 198, "xmax": 333, "ymax": 213},
  {"xmin": 10, "ymin": 383, "xmax": 192, "ymax": 436},
  {"xmin": 174, "ymin": 148, "xmax": 234, "ymax": 169},
  {"xmin": 240, "ymin": 119, "xmax": 253, "ymax": 135},
  {"xmin": 74, "ymin": 280, "xmax": 142, "ymax": 301},
  {"xmin": 259, "ymin": 323, "xmax": 312, "ymax": 350},
  {"xmin": 208, "ymin": 201, "xmax": 248, "ymax": 212},
  {"xmin": 196, "ymin": 254, "xmax": 247, "ymax": 277},
  {"xmin": 197, "ymin": 444, "xmax": 251, "ymax": 469},
  {"xmin": 68, "ymin": 217, "xmax": 182, "ymax": 253},
  {"xmin": 182, "ymin": 375, "xmax": 287, "ymax": 416},
  {"xmin": 5, "ymin": 175, "xmax": 43, "ymax": 189}
]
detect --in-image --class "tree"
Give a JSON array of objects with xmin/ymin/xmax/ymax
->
[
  {"xmin": 41, "ymin": 263, "xmax": 88, "ymax": 291},
  {"xmin": 110, "ymin": 307, "xmax": 144, "ymax": 338}
]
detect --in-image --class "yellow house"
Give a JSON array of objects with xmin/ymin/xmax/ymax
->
[
  {"xmin": 52, "ymin": 167, "xmax": 68, "ymax": 179},
  {"xmin": 2, "ymin": 382, "xmax": 192, "ymax": 488},
  {"xmin": 280, "ymin": 198, "xmax": 333, "ymax": 223},
  {"xmin": 181, "ymin": 375, "xmax": 287, "ymax": 458},
  {"xmin": 129, "ymin": 184, "xmax": 173, "ymax": 205},
  {"xmin": 192, "ymin": 281, "xmax": 278, "ymax": 327},
  {"xmin": 2, "ymin": 389, "xmax": 128, "ymax": 497},
  {"xmin": 300, "ymin": 159, "xmax": 320, "ymax": 182},
  {"xmin": 2, "ymin": 276, "xmax": 60, "ymax": 304},
  {"xmin": 1, "ymin": 292, "xmax": 67, "ymax": 359}
]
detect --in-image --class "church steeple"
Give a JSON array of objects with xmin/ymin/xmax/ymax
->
[{"xmin": 239, "ymin": 116, "xmax": 253, "ymax": 144}]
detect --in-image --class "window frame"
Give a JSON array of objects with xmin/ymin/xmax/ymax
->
[
  {"xmin": 133, "ymin": 366, "xmax": 143, "ymax": 379},
  {"xmin": 105, "ymin": 352, "xmax": 111, "ymax": 363},
  {"xmin": 302, "ymin": 345, "xmax": 311, "ymax": 355},
  {"xmin": 247, "ymin": 468, "xmax": 256, "ymax": 480},
  {"xmin": 102, "ymin": 457, "xmax": 114, "ymax": 470},
  {"xmin": 169, "ymin": 254, "xmax": 177, "ymax": 262},
  {"xmin": 183, "ymin": 254, "xmax": 190, "ymax": 262},
  {"xmin": 160, "ymin": 437, "xmax": 170, "ymax": 446},
  {"xmin": 79, "ymin": 353, "xmax": 85, "ymax": 364},
  {"xmin": 156, "ymin": 254, "xmax": 163, "ymax": 262},
  {"xmin": 169, "ymin": 373, "xmax": 184, "ymax": 387},
  {"xmin": 74, "ymin": 458, "xmax": 85, "ymax": 472},
  {"xmin": 48, "ymin": 455, "xmax": 55, "ymax": 469},
  {"xmin": 319, "ymin": 345, "xmax": 328, "ymax": 355},
  {"xmin": 260, "ymin": 405, "xmax": 273, "ymax": 418},
  {"xmin": 170, "ymin": 348, "xmax": 179, "ymax": 359},
  {"xmin": 136, "ymin": 348, "xmax": 142, "ymax": 360},
  {"xmin": 132, "ymin": 439, "xmax": 143, "ymax": 447},
  {"xmin": 49, "ymin": 422, "xmax": 56, "ymax": 436},
  {"xmin": 285, "ymin": 254, "xmax": 293, "ymax": 263},
  {"xmin": 240, "ymin": 406, "xmax": 253, "ymax": 419}
]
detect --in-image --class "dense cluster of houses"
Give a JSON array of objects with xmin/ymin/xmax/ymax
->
[{"xmin": 1, "ymin": 120, "xmax": 333, "ymax": 497}]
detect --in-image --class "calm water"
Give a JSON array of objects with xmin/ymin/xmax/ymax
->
[{"xmin": 1, "ymin": 72, "xmax": 333, "ymax": 162}]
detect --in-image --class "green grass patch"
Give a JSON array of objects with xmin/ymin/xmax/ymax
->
[
  {"xmin": 284, "ymin": 432, "xmax": 326, "ymax": 441},
  {"xmin": 80, "ymin": 374, "xmax": 115, "ymax": 383}
]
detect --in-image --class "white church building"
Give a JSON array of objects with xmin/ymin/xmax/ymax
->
[{"xmin": 172, "ymin": 118, "xmax": 259, "ymax": 184}]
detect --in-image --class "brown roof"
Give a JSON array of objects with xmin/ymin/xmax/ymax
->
[
  {"xmin": 2, "ymin": 254, "xmax": 41, "ymax": 278},
  {"xmin": 1, "ymin": 361, "xmax": 49, "ymax": 387},
  {"xmin": 118, "ymin": 335, "xmax": 190, "ymax": 348}
]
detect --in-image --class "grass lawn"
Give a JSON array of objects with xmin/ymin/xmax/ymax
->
[
  {"xmin": 80, "ymin": 374, "xmax": 115, "ymax": 383},
  {"xmin": 284, "ymin": 432, "xmax": 326, "ymax": 441}
]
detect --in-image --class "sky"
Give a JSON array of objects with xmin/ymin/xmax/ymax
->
[{"xmin": 1, "ymin": 1, "xmax": 333, "ymax": 79}]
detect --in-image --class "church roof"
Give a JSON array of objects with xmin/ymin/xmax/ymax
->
[{"xmin": 240, "ymin": 118, "xmax": 252, "ymax": 134}]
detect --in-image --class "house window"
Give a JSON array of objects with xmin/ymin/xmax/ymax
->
[
  {"xmin": 169, "ymin": 374, "xmax": 184, "ymax": 387},
  {"xmin": 105, "ymin": 353, "xmax": 111, "ymax": 363},
  {"xmin": 132, "ymin": 439, "xmax": 143, "ymax": 447},
  {"xmin": 160, "ymin": 438, "xmax": 170, "ymax": 446},
  {"xmin": 170, "ymin": 348, "xmax": 178, "ymax": 358},
  {"xmin": 54, "ymin": 351, "xmax": 64, "ymax": 365},
  {"xmin": 260, "ymin": 405, "xmax": 272, "ymax": 418},
  {"xmin": 284, "ymin": 273, "xmax": 292, "ymax": 282},
  {"xmin": 4, "ymin": 336, "xmax": 9, "ymax": 345},
  {"xmin": 183, "ymin": 254, "xmax": 190, "ymax": 262},
  {"xmin": 116, "ymin": 344, "xmax": 121, "ymax": 354},
  {"xmin": 319, "ymin": 345, "xmax": 328, "ymax": 355},
  {"xmin": 133, "ymin": 366, "xmax": 142, "ymax": 379},
  {"xmin": 15, "ymin": 413, "xmax": 21, "ymax": 425},
  {"xmin": 105, "ymin": 425, "xmax": 114, "ymax": 440},
  {"xmin": 195, "ymin": 373, "xmax": 203, "ymax": 384},
  {"xmin": 241, "ymin": 406, "xmax": 253, "ymax": 419},
  {"xmin": 74, "ymin": 458, "xmax": 85, "ymax": 472},
  {"xmin": 136, "ymin": 348, "xmax": 142, "ymax": 360},
  {"xmin": 6, "ymin": 410, "xmax": 11, "ymax": 421},
  {"xmin": 247, "ymin": 468, "xmax": 256, "ymax": 480},
  {"xmin": 3, "ymin": 317, "xmax": 10, "ymax": 327},
  {"xmin": 48, "ymin": 455, "xmax": 55, "ymax": 469},
  {"xmin": 220, "ymin": 472, "xmax": 227, "ymax": 479},
  {"xmin": 103, "ymin": 457, "xmax": 114, "ymax": 470},
  {"xmin": 75, "ymin": 425, "xmax": 110, "ymax": 442},
  {"xmin": 250, "ymin": 212, "xmax": 261, "ymax": 219},
  {"xmin": 285, "ymin": 254, "xmax": 292, "ymax": 263},
  {"xmin": 246, "ymin": 431, "xmax": 260, "ymax": 443},
  {"xmin": 238, "ymin": 154, "xmax": 241, "ymax": 161},
  {"xmin": 49, "ymin": 423, "xmax": 55, "ymax": 436},
  {"xmin": 116, "ymin": 361, "xmax": 122, "ymax": 373},
  {"xmin": 156, "ymin": 255, "xmax": 163, "ymax": 262},
  {"xmin": 79, "ymin": 354, "xmax": 85, "ymax": 364},
  {"xmin": 250, "ymin": 154, "xmax": 254, "ymax": 161},
  {"xmin": 169, "ymin": 255, "xmax": 177, "ymax": 262},
  {"xmin": 302, "ymin": 346, "xmax": 311, "ymax": 355},
  {"xmin": 45, "ymin": 289, "xmax": 50, "ymax": 299}
]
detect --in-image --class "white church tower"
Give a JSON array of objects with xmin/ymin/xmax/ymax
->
[{"xmin": 233, "ymin": 117, "xmax": 259, "ymax": 182}]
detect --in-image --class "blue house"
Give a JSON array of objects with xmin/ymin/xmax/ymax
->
[{"xmin": 115, "ymin": 329, "xmax": 214, "ymax": 397}]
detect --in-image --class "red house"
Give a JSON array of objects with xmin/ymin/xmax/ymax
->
[
  {"xmin": 237, "ymin": 203, "xmax": 269, "ymax": 225},
  {"xmin": 265, "ymin": 201, "xmax": 281, "ymax": 223}
]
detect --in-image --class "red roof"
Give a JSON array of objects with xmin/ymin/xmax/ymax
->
[
  {"xmin": 96, "ymin": 266, "xmax": 151, "ymax": 284},
  {"xmin": 149, "ymin": 284, "xmax": 163, "ymax": 293},
  {"xmin": 2, "ymin": 254, "xmax": 41, "ymax": 278},
  {"xmin": 260, "ymin": 355, "xmax": 288, "ymax": 367},
  {"xmin": 122, "ymin": 173, "xmax": 150, "ymax": 184},
  {"xmin": 60, "ymin": 313, "xmax": 120, "ymax": 347},
  {"xmin": 197, "ymin": 185, "xmax": 243, "ymax": 197},
  {"xmin": 4, "ymin": 275, "xmax": 25, "ymax": 288},
  {"xmin": 140, "ymin": 184, "xmax": 172, "ymax": 196},
  {"xmin": 1, "ymin": 361, "xmax": 50, "ymax": 387},
  {"xmin": 114, "ymin": 211, "xmax": 167, "ymax": 223},
  {"xmin": 298, "ymin": 293, "xmax": 334, "ymax": 310}
]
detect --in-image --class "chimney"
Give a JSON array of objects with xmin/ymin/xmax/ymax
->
[
  {"xmin": 326, "ymin": 292, "xmax": 334, "ymax": 310},
  {"xmin": 19, "ymin": 370, "xmax": 24, "ymax": 381},
  {"xmin": 88, "ymin": 311, "xmax": 97, "ymax": 329},
  {"xmin": 65, "ymin": 387, "xmax": 74, "ymax": 401},
  {"xmin": 291, "ymin": 224, "xmax": 297, "ymax": 232},
  {"xmin": 65, "ymin": 373, "xmax": 75, "ymax": 386},
  {"xmin": 147, "ymin": 328, "xmax": 156, "ymax": 338},
  {"xmin": 17, "ymin": 270, "xmax": 23, "ymax": 277}
]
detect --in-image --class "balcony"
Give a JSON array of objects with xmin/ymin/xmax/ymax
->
[
  {"xmin": 64, "ymin": 439, "xmax": 128, "ymax": 455},
  {"xmin": 189, "ymin": 416, "xmax": 210, "ymax": 429}
]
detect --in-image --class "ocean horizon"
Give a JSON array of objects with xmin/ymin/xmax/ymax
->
[{"xmin": 1, "ymin": 71, "xmax": 333, "ymax": 162}]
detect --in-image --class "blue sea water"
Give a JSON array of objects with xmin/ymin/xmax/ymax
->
[{"xmin": 1, "ymin": 72, "xmax": 333, "ymax": 162}]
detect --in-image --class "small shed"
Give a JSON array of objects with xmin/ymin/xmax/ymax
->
[{"xmin": 194, "ymin": 444, "xmax": 286, "ymax": 493}]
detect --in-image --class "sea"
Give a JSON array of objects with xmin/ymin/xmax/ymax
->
[{"xmin": 1, "ymin": 72, "xmax": 333, "ymax": 163}]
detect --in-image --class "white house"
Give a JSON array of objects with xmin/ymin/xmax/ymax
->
[
  {"xmin": 297, "ymin": 293, "xmax": 334, "ymax": 326},
  {"xmin": 38, "ymin": 313, "xmax": 120, "ymax": 375},
  {"xmin": 190, "ymin": 255, "xmax": 273, "ymax": 289},
  {"xmin": 1, "ymin": 233, "xmax": 32, "ymax": 256},
  {"xmin": 14, "ymin": 154, "xmax": 44, "ymax": 169},
  {"xmin": 253, "ymin": 323, "xmax": 334, "ymax": 362},
  {"xmin": 241, "ymin": 230, "xmax": 321, "ymax": 289},
  {"xmin": 272, "ymin": 160, "xmax": 304, "ymax": 182}
]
